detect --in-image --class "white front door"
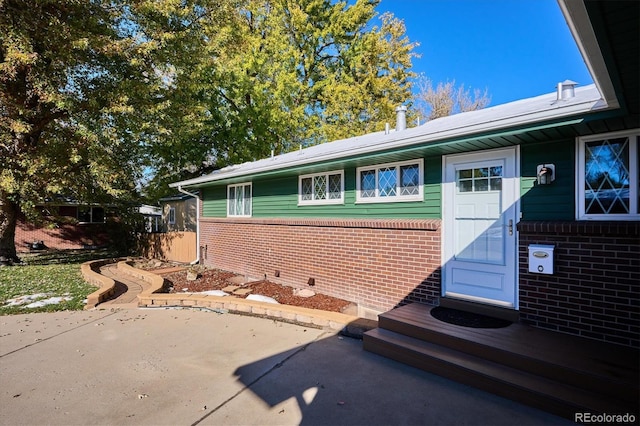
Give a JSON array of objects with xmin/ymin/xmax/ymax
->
[{"xmin": 442, "ymin": 147, "xmax": 519, "ymax": 308}]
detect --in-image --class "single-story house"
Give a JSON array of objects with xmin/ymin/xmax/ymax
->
[
  {"xmin": 170, "ymin": 0, "xmax": 638, "ymax": 349},
  {"xmin": 15, "ymin": 198, "xmax": 118, "ymax": 252},
  {"xmin": 139, "ymin": 204, "xmax": 162, "ymax": 233},
  {"xmin": 15, "ymin": 197, "xmax": 157, "ymax": 252},
  {"xmin": 134, "ymin": 194, "xmax": 198, "ymax": 263},
  {"xmin": 159, "ymin": 193, "xmax": 198, "ymax": 233}
]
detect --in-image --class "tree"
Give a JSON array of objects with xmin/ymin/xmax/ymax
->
[
  {"xmin": 414, "ymin": 76, "xmax": 491, "ymax": 122},
  {"xmin": 145, "ymin": 0, "xmax": 418, "ymax": 197},
  {"xmin": 1, "ymin": 0, "xmax": 418, "ymax": 260},
  {"xmin": 0, "ymin": 0, "xmax": 236, "ymax": 262}
]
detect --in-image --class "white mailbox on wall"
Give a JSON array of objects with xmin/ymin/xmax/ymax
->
[{"xmin": 528, "ymin": 244, "xmax": 555, "ymax": 275}]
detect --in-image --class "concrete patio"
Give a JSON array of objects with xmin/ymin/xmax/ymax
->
[{"xmin": 0, "ymin": 308, "xmax": 573, "ymax": 425}]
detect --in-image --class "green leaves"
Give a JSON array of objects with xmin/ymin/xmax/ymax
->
[
  {"xmin": 145, "ymin": 0, "xmax": 418, "ymax": 197},
  {"xmin": 1, "ymin": 0, "xmax": 418, "ymax": 216},
  {"xmin": 1, "ymin": 0, "xmax": 145, "ymax": 203}
]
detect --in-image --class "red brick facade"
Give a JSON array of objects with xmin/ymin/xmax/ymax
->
[
  {"xmin": 518, "ymin": 221, "xmax": 640, "ymax": 348},
  {"xmin": 15, "ymin": 213, "xmax": 113, "ymax": 253},
  {"xmin": 200, "ymin": 217, "xmax": 442, "ymax": 315},
  {"xmin": 199, "ymin": 216, "xmax": 639, "ymax": 347}
]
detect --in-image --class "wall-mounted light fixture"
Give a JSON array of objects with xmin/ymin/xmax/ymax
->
[
  {"xmin": 536, "ymin": 164, "xmax": 555, "ymax": 185},
  {"xmin": 307, "ymin": 278, "xmax": 315, "ymax": 286}
]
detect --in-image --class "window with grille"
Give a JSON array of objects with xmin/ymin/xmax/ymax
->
[
  {"xmin": 577, "ymin": 130, "xmax": 639, "ymax": 220},
  {"xmin": 298, "ymin": 171, "xmax": 344, "ymax": 205},
  {"xmin": 456, "ymin": 166, "xmax": 503, "ymax": 193},
  {"xmin": 356, "ymin": 159, "xmax": 423, "ymax": 203},
  {"xmin": 227, "ymin": 183, "xmax": 252, "ymax": 217}
]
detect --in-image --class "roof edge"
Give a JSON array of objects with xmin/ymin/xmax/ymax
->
[
  {"xmin": 170, "ymin": 90, "xmax": 605, "ymax": 188},
  {"xmin": 556, "ymin": 0, "xmax": 619, "ymax": 109},
  {"xmin": 171, "ymin": 2, "xmax": 622, "ymax": 190}
]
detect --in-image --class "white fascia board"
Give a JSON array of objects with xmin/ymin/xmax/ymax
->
[{"xmin": 557, "ymin": 0, "xmax": 619, "ymax": 109}]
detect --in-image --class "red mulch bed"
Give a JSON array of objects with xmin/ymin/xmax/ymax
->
[{"xmin": 158, "ymin": 268, "xmax": 353, "ymax": 313}]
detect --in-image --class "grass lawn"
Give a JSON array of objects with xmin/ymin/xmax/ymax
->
[{"xmin": 0, "ymin": 249, "xmax": 118, "ymax": 315}]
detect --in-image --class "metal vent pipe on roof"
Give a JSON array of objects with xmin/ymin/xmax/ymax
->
[
  {"xmin": 395, "ymin": 105, "xmax": 407, "ymax": 131},
  {"xmin": 557, "ymin": 80, "xmax": 577, "ymax": 100}
]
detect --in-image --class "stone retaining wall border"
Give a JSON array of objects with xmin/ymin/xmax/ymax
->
[
  {"xmin": 82, "ymin": 259, "xmax": 119, "ymax": 310},
  {"xmin": 84, "ymin": 258, "xmax": 368, "ymax": 334},
  {"xmin": 137, "ymin": 292, "xmax": 359, "ymax": 332}
]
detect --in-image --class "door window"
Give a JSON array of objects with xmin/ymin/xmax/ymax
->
[{"xmin": 455, "ymin": 164, "xmax": 504, "ymax": 264}]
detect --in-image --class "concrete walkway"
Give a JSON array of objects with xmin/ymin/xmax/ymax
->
[
  {"xmin": 98, "ymin": 263, "xmax": 148, "ymax": 308},
  {"xmin": 0, "ymin": 309, "xmax": 573, "ymax": 426}
]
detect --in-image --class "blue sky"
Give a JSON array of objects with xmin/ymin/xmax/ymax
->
[{"xmin": 376, "ymin": 0, "xmax": 593, "ymax": 106}]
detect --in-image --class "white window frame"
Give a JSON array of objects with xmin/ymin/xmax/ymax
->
[
  {"xmin": 356, "ymin": 158, "xmax": 424, "ymax": 203},
  {"xmin": 298, "ymin": 170, "xmax": 344, "ymax": 205},
  {"xmin": 168, "ymin": 207, "xmax": 176, "ymax": 225},
  {"xmin": 576, "ymin": 129, "xmax": 639, "ymax": 220},
  {"xmin": 227, "ymin": 183, "xmax": 252, "ymax": 217}
]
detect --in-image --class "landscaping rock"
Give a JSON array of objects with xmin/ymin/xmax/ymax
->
[
  {"xmin": 198, "ymin": 290, "xmax": 228, "ymax": 297},
  {"xmin": 228, "ymin": 276, "xmax": 248, "ymax": 285},
  {"xmin": 163, "ymin": 269, "xmax": 352, "ymax": 313},
  {"xmin": 294, "ymin": 288, "xmax": 315, "ymax": 298},
  {"xmin": 246, "ymin": 294, "xmax": 279, "ymax": 304}
]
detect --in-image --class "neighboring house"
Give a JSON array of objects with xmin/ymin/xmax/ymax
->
[
  {"xmin": 159, "ymin": 193, "xmax": 197, "ymax": 233},
  {"xmin": 15, "ymin": 199, "xmax": 117, "ymax": 252},
  {"xmin": 139, "ymin": 204, "xmax": 162, "ymax": 233},
  {"xmin": 136, "ymin": 194, "xmax": 198, "ymax": 263},
  {"xmin": 170, "ymin": 1, "xmax": 638, "ymax": 348}
]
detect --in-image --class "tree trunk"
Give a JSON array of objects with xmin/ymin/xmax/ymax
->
[{"xmin": 0, "ymin": 190, "xmax": 20, "ymax": 265}]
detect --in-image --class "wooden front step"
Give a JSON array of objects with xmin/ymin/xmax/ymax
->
[
  {"xmin": 364, "ymin": 328, "xmax": 629, "ymax": 419},
  {"xmin": 439, "ymin": 297, "xmax": 520, "ymax": 322},
  {"xmin": 375, "ymin": 303, "xmax": 638, "ymax": 402},
  {"xmin": 363, "ymin": 303, "xmax": 639, "ymax": 419}
]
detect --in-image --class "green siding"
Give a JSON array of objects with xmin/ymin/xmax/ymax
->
[
  {"xmin": 201, "ymin": 156, "xmax": 442, "ymax": 219},
  {"xmin": 520, "ymin": 139, "xmax": 575, "ymax": 220},
  {"xmin": 423, "ymin": 157, "xmax": 442, "ymax": 217},
  {"xmin": 252, "ymin": 177, "xmax": 299, "ymax": 216},
  {"xmin": 202, "ymin": 186, "xmax": 227, "ymax": 217},
  {"xmin": 199, "ymin": 140, "xmax": 580, "ymax": 221}
]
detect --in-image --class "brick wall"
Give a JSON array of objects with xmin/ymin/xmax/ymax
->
[
  {"xmin": 16, "ymin": 214, "xmax": 113, "ymax": 252},
  {"xmin": 518, "ymin": 221, "xmax": 640, "ymax": 348},
  {"xmin": 198, "ymin": 216, "xmax": 638, "ymax": 347},
  {"xmin": 200, "ymin": 217, "xmax": 442, "ymax": 315}
]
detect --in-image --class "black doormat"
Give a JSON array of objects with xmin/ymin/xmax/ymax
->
[{"xmin": 431, "ymin": 306, "xmax": 512, "ymax": 329}]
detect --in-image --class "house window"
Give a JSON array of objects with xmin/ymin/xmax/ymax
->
[
  {"xmin": 168, "ymin": 207, "xmax": 176, "ymax": 225},
  {"xmin": 577, "ymin": 129, "xmax": 639, "ymax": 220},
  {"xmin": 227, "ymin": 183, "xmax": 252, "ymax": 217},
  {"xmin": 457, "ymin": 166, "xmax": 503, "ymax": 193},
  {"xmin": 299, "ymin": 170, "xmax": 344, "ymax": 205},
  {"xmin": 78, "ymin": 207, "xmax": 105, "ymax": 224},
  {"xmin": 356, "ymin": 159, "xmax": 424, "ymax": 203}
]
